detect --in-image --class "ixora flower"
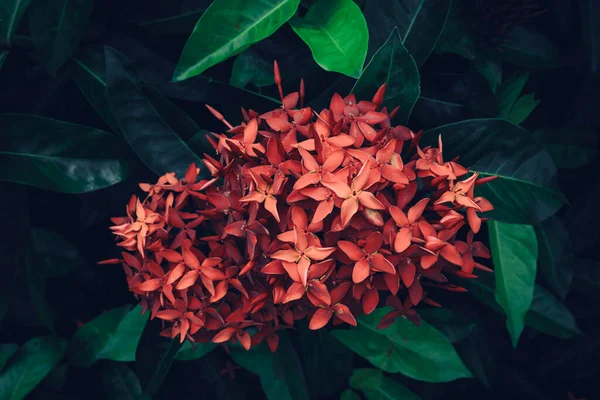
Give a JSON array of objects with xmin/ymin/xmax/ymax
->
[{"xmin": 101, "ymin": 62, "xmax": 495, "ymax": 351}]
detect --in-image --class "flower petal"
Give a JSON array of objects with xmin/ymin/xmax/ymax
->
[
  {"xmin": 309, "ymin": 308, "xmax": 332, "ymax": 330},
  {"xmin": 352, "ymin": 259, "xmax": 371, "ymax": 283}
]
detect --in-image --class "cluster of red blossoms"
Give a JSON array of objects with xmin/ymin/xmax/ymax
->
[{"xmin": 102, "ymin": 62, "xmax": 494, "ymax": 352}]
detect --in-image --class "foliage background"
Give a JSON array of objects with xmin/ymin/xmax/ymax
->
[{"xmin": 1, "ymin": 0, "xmax": 599, "ymax": 399}]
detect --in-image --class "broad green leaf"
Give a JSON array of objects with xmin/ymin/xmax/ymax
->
[
  {"xmin": 497, "ymin": 26, "xmax": 560, "ymax": 68},
  {"xmin": 535, "ymin": 216, "xmax": 573, "ymax": 299},
  {"xmin": 28, "ymin": 0, "xmax": 94, "ymax": 73},
  {"xmin": 418, "ymin": 309, "xmax": 475, "ymax": 343},
  {"xmin": 579, "ymin": 0, "xmax": 600, "ymax": 72},
  {"xmin": 363, "ymin": 0, "xmax": 452, "ymax": 67},
  {"xmin": 230, "ymin": 332, "xmax": 309, "ymax": 400},
  {"xmin": 175, "ymin": 341, "xmax": 216, "ymax": 361},
  {"xmin": 341, "ymin": 389, "xmax": 362, "ymax": 400},
  {"xmin": 433, "ymin": 3, "xmax": 475, "ymax": 60},
  {"xmin": 0, "ymin": 337, "xmax": 66, "ymax": 400},
  {"xmin": 105, "ymin": 46, "xmax": 204, "ymax": 177},
  {"xmin": 0, "ymin": 51, "xmax": 7, "ymax": 72},
  {"xmin": 0, "ymin": 345, "xmax": 18, "ymax": 372},
  {"xmin": 350, "ymin": 368, "xmax": 421, "ymax": 400},
  {"xmin": 534, "ymin": 127, "xmax": 598, "ymax": 170},
  {"xmin": 102, "ymin": 362, "xmax": 146, "ymax": 400},
  {"xmin": 173, "ymin": 0, "xmax": 300, "ymax": 81},
  {"xmin": 496, "ymin": 72, "xmax": 529, "ymax": 117},
  {"xmin": 126, "ymin": 0, "xmax": 211, "ymax": 35},
  {"xmin": 506, "ymin": 94, "xmax": 539, "ymax": 124},
  {"xmin": 332, "ymin": 308, "xmax": 472, "ymax": 382},
  {"xmin": 72, "ymin": 46, "xmax": 121, "ymax": 133},
  {"xmin": 0, "ymin": 0, "xmax": 31, "ymax": 44},
  {"xmin": 0, "ymin": 113, "xmax": 131, "ymax": 193},
  {"xmin": 290, "ymin": 0, "xmax": 367, "ymax": 78},
  {"xmin": 473, "ymin": 57, "xmax": 502, "ymax": 94},
  {"xmin": 135, "ymin": 321, "xmax": 182, "ymax": 397},
  {"xmin": 424, "ymin": 119, "xmax": 564, "ymax": 223},
  {"xmin": 293, "ymin": 324, "xmax": 353, "ymax": 397},
  {"xmin": 40, "ymin": 363, "xmax": 68, "ymax": 391},
  {"xmin": 69, "ymin": 305, "xmax": 148, "ymax": 367},
  {"xmin": 230, "ymin": 48, "xmax": 274, "ymax": 88},
  {"xmin": 460, "ymin": 273, "xmax": 581, "ymax": 339},
  {"xmin": 489, "ymin": 221, "xmax": 538, "ymax": 347},
  {"xmin": 352, "ymin": 27, "xmax": 420, "ymax": 125}
]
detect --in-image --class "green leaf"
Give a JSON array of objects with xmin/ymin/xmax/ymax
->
[
  {"xmin": 489, "ymin": 221, "xmax": 538, "ymax": 347},
  {"xmin": 572, "ymin": 259, "xmax": 600, "ymax": 294},
  {"xmin": 0, "ymin": 337, "xmax": 66, "ymax": 400},
  {"xmin": 506, "ymin": 94, "xmax": 539, "ymax": 124},
  {"xmin": 173, "ymin": 0, "xmax": 300, "ymax": 81},
  {"xmin": 102, "ymin": 362, "xmax": 146, "ymax": 400},
  {"xmin": 418, "ymin": 309, "xmax": 475, "ymax": 343},
  {"xmin": 363, "ymin": 0, "xmax": 452, "ymax": 67},
  {"xmin": 352, "ymin": 27, "xmax": 420, "ymax": 125},
  {"xmin": 496, "ymin": 72, "xmax": 529, "ymax": 117},
  {"xmin": 332, "ymin": 308, "xmax": 472, "ymax": 382},
  {"xmin": 0, "ymin": 113, "xmax": 131, "ymax": 193},
  {"xmin": 433, "ymin": 3, "xmax": 475, "ymax": 60},
  {"xmin": 340, "ymin": 389, "xmax": 362, "ymax": 400},
  {"xmin": 290, "ymin": 0, "xmax": 367, "ymax": 78},
  {"xmin": 497, "ymin": 26, "xmax": 560, "ymax": 68},
  {"xmin": 105, "ymin": 46, "xmax": 205, "ymax": 177},
  {"xmin": 230, "ymin": 48, "xmax": 274, "ymax": 88},
  {"xmin": 473, "ymin": 57, "xmax": 502, "ymax": 94},
  {"xmin": 69, "ymin": 305, "xmax": 149, "ymax": 367},
  {"xmin": 424, "ymin": 119, "xmax": 564, "ymax": 223},
  {"xmin": 460, "ymin": 273, "xmax": 581, "ymax": 339},
  {"xmin": 350, "ymin": 368, "xmax": 421, "ymax": 400},
  {"xmin": 533, "ymin": 127, "xmax": 598, "ymax": 170},
  {"xmin": 230, "ymin": 332, "xmax": 309, "ymax": 400},
  {"xmin": 293, "ymin": 324, "xmax": 353, "ymax": 397},
  {"xmin": 535, "ymin": 216, "xmax": 573, "ymax": 300},
  {"xmin": 0, "ymin": 0, "xmax": 32, "ymax": 44},
  {"xmin": 0, "ymin": 345, "xmax": 18, "ymax": 372},
  {"xmin": 31, "ymin": 228, "xmax": 79, "ymax": 278},
  {"xmin": 72, "ymin": 46, "xmax": 121, "ymax": 133},
  {"xmin": 135, "ymin": 321, "xmax": 182, "ymax": 397},
  {"xmin": 175, "ymin": 341, "xmax": 216, "ymax": 361},
  {"xmin": 126, "ymin": 0, "xmax": 211, "ymax": 35},
  {"xmin": 579, "ymin": 0, "xmax": 600, "ymax": 72},
  {"xmin": 28, "ymin": 0, "xmax": 94, "ymax": 73},
  {"xmin": 193, "ymin": 354, "xmax": 246, "ymax": 400},
  {"xmin": 0, "ymin": 51, "xmax": 7, "ymax": 72}
]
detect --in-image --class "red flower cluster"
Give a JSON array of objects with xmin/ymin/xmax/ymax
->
[{"xmin": 102, "ymin": 62, "xmax": 494, "ymax": 351}]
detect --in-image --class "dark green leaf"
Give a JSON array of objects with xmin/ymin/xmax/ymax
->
[
  {"xmin": 0, "ymin": 337, "xmax": 66, "ymax": 400},
  {"xmin": 0, "ymin": 51, "xmax": 7, "ymax": 72},
  {"xmin": 72, "ymin": 46, "xmax": 121, "ymax": 133},
  {"xmin": 293, "ymin": 324, "xmax": 353, "ymax": 397},
  {"xmin": 28, "ymin": 0, "xmax": 94, "ymax": 73},
  {"xmin": 572, "ymin": 259, "xmax": 600, "ymax": 294},
  {"xmin": 424, "ymin": 119, "xmax": 564, "ymax": 223},
  {"xmin": 40, "ymin": 363, "xmax": 68, "ymax": 391},
  {"xmin": 340, "ymin": 389, "xmax": 362, "ymax": 400},
  {"xmin": 105, "ymin": 46, "xmax": 204, "ymax": 177},
  {"xmin": 363, "ymin": 0, "xmax": 452, "ymax": 67},
  {"xmin": 332, "ymin": 308, "xmax": 472, "ymax": 382},
  {"xmin": 433, "ymin": 3, "xmax": 475, "ymax": 59},
  {"xmin": 230, "ymin": 332, "xmax": 309, "ymax": 400},
  {"xmin": 175, "ymin": 341, "xmax": 216, "ymax": 361},
  {"xmin": 191, "ymin": 353, "xmax": 246, "ymax": 400},
  {"xmin": 102, "ymin": 362, "xmax": 145, "ymax": 400},
  {"xmin": 352, "ymin": 27, "xmax": 420, "ymax": 125},
  {"xmin": 31, "ymin": 228, "xmax": 79, "ymax": 278},
  {"xmin": 496, "ymin": 72, "xmax": 529, "ymax": 117},
  {"xmin": 0, "ymin": 345, "xmax": 18, "ymax": 372},
  {"xmin": 497, "ymin": 26, "xmax": 560, "ymax": 68},
  {"xmin": 25, "ymin": 249, "xmax": 54, "ymax": 333},
  {"xmin": 535, "ymin": 216, "xmax": 573, "ymax": 299},
  {"xmin": 173, "ymin": 0, "xmax": 301, "ymax": 81},
  {"xmin": 489, "ymin": 221, "xmax": 538, "ymax": 347},
  {"xmin": 472, "ymin": 57, "xmax": 502, "ymax": 94},
  {"xmin": 534, "ymin": 127, "xmax": 598, "ymax": 170},
  {"xmin": 0, "ymin": 113, "xmax": 131, "ymax": 193},
  {"xmin": 290, "ymin": 0, "xmax": 368, "ymax": 78},
  {"xmin": 135, "ymin": 321, "xmax": 182, "ymax": 397},
  {"xmin": 578, "ymin": 0, "xmax": 600, "ymax": 72},
  {"xmin": 452, "ymin": 324, "xmax": 495, "ymax": 388},
  {"xmin": 460, "ymin": 273, "xmax": 581, "ymax": 339},
  {"xmin": 350, "ymin": 368, "xmax": 421, "ymax": 400},
  {"xmin": 125, "ymin": 0, "xmax": 211, "ymax": 35},
  {"xmin": 418, "ymin": 309, "xmax": 475, "ymax": 343},
  {"xmin": 0, "ymin": 0, "xmax": 32, "ymax": 44},
  {"xmin": 69, "ymin": 305, "xmax": 148, "ymax": 367},
  {"xmin": 230, "ymin": 48, "xmax": 274, "ymax": 88},
  {"xmin": 506, "ymin": 94, "xmax": 539, "ymax": 124}
]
